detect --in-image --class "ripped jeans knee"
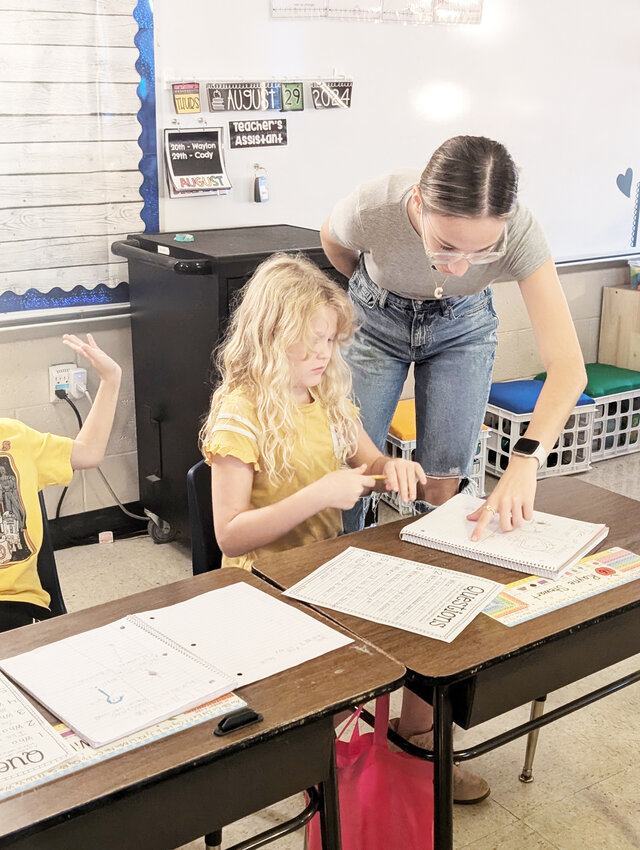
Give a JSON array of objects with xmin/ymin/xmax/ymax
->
[{"xmin": 413, "ymin": 477, "xmax": 477, "ymax": 516}]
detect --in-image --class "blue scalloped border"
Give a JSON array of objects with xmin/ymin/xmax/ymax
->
[
  {"xmin": 134, "ymin": 0, "xmax": 158, "ymax": 233},
  {"xmin": 0, "ymin": 282, "xmax": 130, "ymax": 314}
]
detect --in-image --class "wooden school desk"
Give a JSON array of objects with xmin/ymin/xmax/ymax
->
[
  {"xmin": 253, "ymin": 478, "xmax": 640, "ymax": 850},
  {"xmin": 0, "ymin": 568, "xmax": 404, "ymax": 850}
]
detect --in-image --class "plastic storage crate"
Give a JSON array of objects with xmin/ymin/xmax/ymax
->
[
  {"xmin": 591, "ymin": 390, "xmax": 640, "ymax": 459},
  {"xmin": 535, "ymin": 363, "xmax": 640, "ymax": 462},
  {"xmin": 381, "ymin": 399, "xmax": 490, "ymax": 515},
  {"xmin": 484, "ymin": 380, "xmax": 595, "ymax": 478}
]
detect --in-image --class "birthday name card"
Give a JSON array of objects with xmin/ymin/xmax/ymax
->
[{"xmin": 483, "ymin": 548, "xmax": 640, "ymax": 626}]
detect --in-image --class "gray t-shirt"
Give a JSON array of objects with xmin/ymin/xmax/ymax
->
[{"xmin": 328, "ymin": 169, "xmax": 551, "ymax": 299}]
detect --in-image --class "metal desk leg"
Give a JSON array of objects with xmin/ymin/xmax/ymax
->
[
  {"xmin": 519, "ymin": 695, "xmax": 547, "ymax": 783},
  {"xmin": 433, "ymin": 685, "xmax": 454, "ymax": 850},
  {"xmin": 317, "ymin": 742, "xmax": 342, "ymax": 850}
]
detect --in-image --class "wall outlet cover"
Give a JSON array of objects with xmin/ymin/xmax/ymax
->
[{"xmin": 48, "ymin": 363, "xmax": 77, "ymax": 402}]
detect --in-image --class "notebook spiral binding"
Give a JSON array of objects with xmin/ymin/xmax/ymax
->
[{"xmin": 125, "ymin": 614, "xmax": 230, "ymax": 680}]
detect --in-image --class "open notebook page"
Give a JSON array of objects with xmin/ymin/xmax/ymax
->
[
  {"xmin": 0, "ymin": 618, "xmax": 236, "ymax": 747},
  {"xmin": 135, "ymin": 583, "xmax": 353, "ymax": 687},
  {"xmin": 401, "ymin": 493, "xmax": 608, "ymax": 576}
]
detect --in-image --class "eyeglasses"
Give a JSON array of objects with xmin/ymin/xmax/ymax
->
[{"xmin": 420, "ymin": 208, "xmax": 508, "ymax": 266}]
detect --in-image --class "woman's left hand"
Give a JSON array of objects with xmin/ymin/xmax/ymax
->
[
  {"xmin": 380, "ymin": 458, "xmax": 427, "ymax": 504},
  {"xmin": 467, "ymin": 456, "xmax": 538, "ymax": 541}
]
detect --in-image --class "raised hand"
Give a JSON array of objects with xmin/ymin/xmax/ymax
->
[{"xmin": 62, "ymin": 333, "xmax": 121, "ymax": 385}]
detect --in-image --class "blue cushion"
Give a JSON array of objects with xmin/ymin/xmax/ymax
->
[{"xmin": 488, "ymin": 380, "xmax": 594, "ymax": 414}]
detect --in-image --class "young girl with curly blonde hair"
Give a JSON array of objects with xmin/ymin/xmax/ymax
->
[{"xmin": 200, "ymin": 253, "xmax": 425, "ymax": 571}]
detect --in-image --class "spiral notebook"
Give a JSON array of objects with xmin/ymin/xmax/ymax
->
[
  {"xmin": 0, "ymin": 616, "xmax": 236, "ymax": 747},
  {"xmin": 0, "ymin": 583, "xmax": 352, "ymax": 748},
  {"xmin": 400, "ymin": 493, "xmax": 609, "ymax": 579}
]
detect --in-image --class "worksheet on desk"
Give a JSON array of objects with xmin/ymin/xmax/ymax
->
[
  {"xmin": 0, "ymin": 671, "xmax": 72, "ymax": 797},
  {"xmin": 284, "ymin": 546, "xmax": 503, "ymax": 642},
  {"xmin": 135, "ymin": 583, "xmax": 353, "ymax": 687}
]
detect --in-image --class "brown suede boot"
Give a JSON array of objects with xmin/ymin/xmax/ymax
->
[{"xmin": 389, "ymin": 718, "xmax": 490, "ymax": 805}]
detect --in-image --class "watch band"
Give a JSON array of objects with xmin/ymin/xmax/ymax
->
[{"xmin": 512, "ymin": 439, "xmax": 547, "ymax": 468}]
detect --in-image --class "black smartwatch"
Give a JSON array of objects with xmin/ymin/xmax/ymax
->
[{"xmin": 512, "ymin": 437, "xmax": 547, "ymax": 468}]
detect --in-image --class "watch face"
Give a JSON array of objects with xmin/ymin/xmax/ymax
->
[{"xmin": 513, "ymin": 437, "xmax": 540, "ymax": 455}]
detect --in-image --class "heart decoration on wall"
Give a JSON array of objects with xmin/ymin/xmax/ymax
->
[{"xmin": 616, "ymin": 168, "xmax": 633, "ymax": 197}]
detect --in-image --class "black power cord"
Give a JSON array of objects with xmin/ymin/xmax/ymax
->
[
  {"xmin": 55, "ymin": 389, "xmax": 82, "ymax": 519},
  {"xmin": 54, "ymin": 388, "xmax": 148, "ymax": 524}
]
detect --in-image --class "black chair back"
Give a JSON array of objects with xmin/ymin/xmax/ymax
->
[
  {"xmin": 37, "ymin": 491, "xmax": 67, "ymax": 616},
  {"xmin": 186, "ymin": 459, "xmax": 222, "ymax": 575}
]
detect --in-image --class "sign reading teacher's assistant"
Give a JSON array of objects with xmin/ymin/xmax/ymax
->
[
  {"xmin": 164, "ymin": 128, "xmax": 231, "ymax": 198},
  {"xmin": 229, "ymin": 118, "xmax": 288, "ymax": 148}
]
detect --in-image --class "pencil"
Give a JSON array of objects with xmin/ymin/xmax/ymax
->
[{"xmin": 370, "ymin": 474, "xmax": 388, "ymax": 480}]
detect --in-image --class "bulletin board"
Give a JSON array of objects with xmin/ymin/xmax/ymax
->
[
  {"xmin": 153, "ymin": 0, "xmax": 640, "ymax": 263},
  {"xmin": 0, "ymin": 0, "xmax": 141, "ymax": 316}
]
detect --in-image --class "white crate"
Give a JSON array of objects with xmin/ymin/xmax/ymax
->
[
  {"xmin": 590, "ymin": 388, "xmax": 640, "ymax": 461},
  {"xmin": 381, "ymin": 429, "xmax": 490, "ymax": 515},
  {"xmin": 483, "ymin": 402, "xmax": 595, "ymax": 478}
]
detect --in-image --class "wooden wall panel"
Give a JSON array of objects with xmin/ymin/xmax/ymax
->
[
  {"xmin": 0, "ymin": 1, "xmax": 133, "ymax": 12},
  {"xmin": 0, "ymin": 4, "xmax": 143, "ymax": 304},
  {"xmin": 2, "ymin": 141, "xmax": 142, "ymax": 174},
  {"xmin": 1, "ymin": 264, "xmax": 127, "ymax": 294},
  {"xmin": 0, "ymin": 83, "xmax": 139, "ymax": 116},
  {"xmin": 0, "ymin": 172, "xmax": 141, "ymax": 208},
  {"xmin": 1, "ymin": 12, "xmax": 136, "ymax": 47},
  {"xmin": 5, "ymin": 45, "xmax": 138, "ymax": 83},
  {"xmin": 2, "ymin": 233, "xmax": 134, "ymax": 274},
  {"xmin": 1, "ymin": 203, "xmax": 144, "ymax": 241},
  {"xmin": 3, "ymin": 115, "xmax": 139, "ymax": 144}
]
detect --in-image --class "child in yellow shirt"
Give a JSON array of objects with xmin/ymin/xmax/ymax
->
[
  {"xmin": 0, "ymin": 333, "xmax": 121, "ymax": 631},
  {"xmin": 199, "ymin": 253, "xmax": 426, "ymax": 570}
]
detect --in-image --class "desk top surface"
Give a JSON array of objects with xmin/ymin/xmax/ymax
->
[
  {"xmin": 132, "ymin": 225, "xmax": 323, "ymax": 262},
  {"xmin": 0, "ymin": 569, "xmax": 403, "ymax": 840},
  {"xmin": 254, "ymin": 478, "xmax": 640, "ymax": 682}
]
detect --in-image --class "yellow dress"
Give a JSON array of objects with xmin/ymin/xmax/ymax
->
[{"xmin": 204, "ymin": 391, "xmax": 345, "ymax": 570}]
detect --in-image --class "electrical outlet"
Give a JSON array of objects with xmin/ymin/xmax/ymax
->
[
  {"xmin": 68, "ymin": 367, "xmax": 88, "ymax": 399},
  {"xmin": 48, "ymin": 363, "xmax": 76, "ymax": 402}
]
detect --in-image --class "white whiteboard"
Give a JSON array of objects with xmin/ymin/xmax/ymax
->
[{"xmin": 154, "ymin": 0, "xmax": 640, "ymax": 262}]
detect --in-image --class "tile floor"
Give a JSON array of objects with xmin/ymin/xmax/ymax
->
[{"xmin": 53, "ymin": 454, "xmax": 640, "ymax": 850}]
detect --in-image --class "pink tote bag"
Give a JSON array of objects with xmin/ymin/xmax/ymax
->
[{"xmin": 307, "ymin": 694, "xmax": 434, "ymax": 850}]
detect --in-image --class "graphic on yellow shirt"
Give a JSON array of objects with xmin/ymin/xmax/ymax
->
[{"xmin": 0, "ymin": 457, "xmax": 34, "ymax": 567}]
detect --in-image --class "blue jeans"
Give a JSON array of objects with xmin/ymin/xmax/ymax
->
[{"xmin": 344, "ymin": 258, "xmax": 499, "ymax": 532}]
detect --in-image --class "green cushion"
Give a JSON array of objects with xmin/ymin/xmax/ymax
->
[{"xmin": 535, "ymin": 363, "xmax": 640, "ymax": 397}]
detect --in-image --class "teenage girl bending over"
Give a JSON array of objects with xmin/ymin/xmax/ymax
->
[{"xmin": 199, "ymin": 253, "xmax": 426, "ymax": 572}]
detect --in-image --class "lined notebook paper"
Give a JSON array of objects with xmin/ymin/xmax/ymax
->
[
  {"xmin": 0, "ymin": 583, "xmax": 352, "ymax": 747},
  {"xmin": 134, "ymin": 583, "xmax": 353, "ymax": 687},
  {"xmin": 400, "ymin": 493, "xmax": 609, "ymax": 579},
  {"xmin": 0, "ymin": 617, "xmax": 236, "ymax": 747}
]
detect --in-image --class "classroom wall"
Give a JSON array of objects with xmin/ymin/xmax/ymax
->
[
  {"xmin": 1, "ymin": 0, "xmax": 634, "ymax": 523},
  {"xmin": 492, "ymin": 264, "xmax": 630, "ymax": 381},
  {"xmin": 153, "ymin": 0, "xmax": 640, "ymax": 263},
  {"xmin": 0, "ymin": 264, "xmax": 628, "ymax": 522},
  {"xmin": 397, "ymin": 265, "xmax": 629, "ymax": 399},
  {"xmin": 0, "ymin": 318, "xmax": 138, "ymax": 520}
]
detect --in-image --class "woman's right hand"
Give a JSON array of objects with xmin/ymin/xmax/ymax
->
[{"xmin": 316, "ymin": 464, "xmax": 376, "ymax": 510}]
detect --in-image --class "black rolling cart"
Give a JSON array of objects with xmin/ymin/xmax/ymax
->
[{"xmin": 112, "ymin": 225, "xmax": 344, "ymax": 543}]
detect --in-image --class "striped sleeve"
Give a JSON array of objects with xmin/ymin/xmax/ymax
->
[{"xmin": 203, "ymin": 397, "xmax": 261, "ymax": 470}]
